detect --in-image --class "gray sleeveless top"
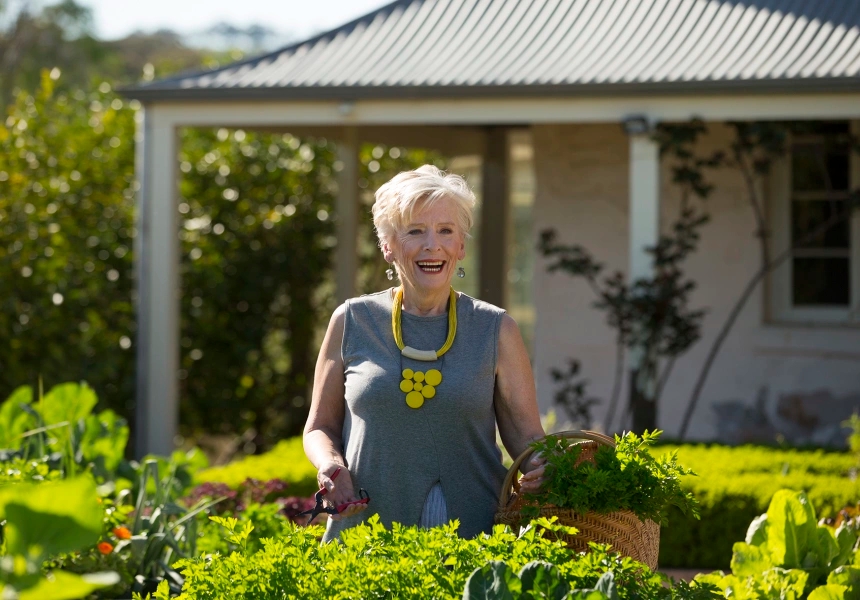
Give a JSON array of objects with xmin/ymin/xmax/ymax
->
[{"xmin": 322, "ymin": 289, "xmax": 507, "ymax": 542}]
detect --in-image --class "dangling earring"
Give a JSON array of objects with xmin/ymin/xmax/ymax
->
[
  {"xmin": 386, "ymin": 267, "xmax": 395, "ymax": 281},
  {"xmin": 457, "ymin": 266, "xmax": 466, "ymax": 278}
]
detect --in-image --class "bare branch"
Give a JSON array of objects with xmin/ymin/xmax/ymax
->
[{"xmin": 677, "ymin": 198, "xmax": 857, "ymax": 439}]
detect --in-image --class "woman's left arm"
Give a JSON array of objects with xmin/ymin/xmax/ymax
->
[{"xmin": 494, "ymin": 314, "xmax": 546, "ymax": 490}]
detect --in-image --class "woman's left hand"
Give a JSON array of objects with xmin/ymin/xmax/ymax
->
[{"xmin": 517, "ymin": 452, "xmax": 547, "ymax": 494}]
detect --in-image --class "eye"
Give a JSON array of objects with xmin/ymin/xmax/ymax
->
[
  {"xmin": 407, "ymin": 228, "xmax": 422, "ymax": 235},
  {"xmin": 440, "ymin": 227, "xmax": 453, "ymax": 234}
]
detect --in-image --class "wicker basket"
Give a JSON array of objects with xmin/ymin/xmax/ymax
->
[{"xmin": 494, "ymin": 430, "xmax": 660, "ymax": 570}]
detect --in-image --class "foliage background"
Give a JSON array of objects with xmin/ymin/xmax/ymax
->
[
  {"xmin": 0, "ymin": 1, "xmax": 448, "ymax": 451},
  {"xmin": 0, "ymin": 74, "xmax": 138, "ymax": 417}
]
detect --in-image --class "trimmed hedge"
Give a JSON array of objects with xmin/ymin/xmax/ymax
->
[
  {"xmin": 659, "ymin": 444, "xmax": 860, "ymax": 569},
  {"xmin": 658, "ymin": 444, "xmax": 855, "ymax": 478},
  {"xmin": 195, "ymin": 437, "xmax": 319, "ymax": 497}
]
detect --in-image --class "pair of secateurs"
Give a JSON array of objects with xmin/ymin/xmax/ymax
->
[{"xmin": 298, "ymin": 467, "xmax": 370, "ymax": 524}]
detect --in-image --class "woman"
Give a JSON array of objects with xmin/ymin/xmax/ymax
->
[{"xmin": 303, "ymin": 165, "xmax": 546, "ymax": 542}]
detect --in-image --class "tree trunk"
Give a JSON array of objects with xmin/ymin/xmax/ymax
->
[{"xmin": 629, "ymin": 367, "xmax": 657, "ymax": 433}]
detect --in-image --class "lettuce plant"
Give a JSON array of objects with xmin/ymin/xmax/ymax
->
[{"xmin": 696, "ymin": 489, "xmax": 860, "ymax": 599}]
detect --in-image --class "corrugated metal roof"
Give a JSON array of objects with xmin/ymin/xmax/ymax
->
[{"xmin": 128, "ymin": 0, "xmax": 860, "ymax": 101}]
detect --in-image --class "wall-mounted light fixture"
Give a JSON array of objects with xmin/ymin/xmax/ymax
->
[{"xmin": 621, "ymin": 114, "xmax": 652, "ymax": 135}]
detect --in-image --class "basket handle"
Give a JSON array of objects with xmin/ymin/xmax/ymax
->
[{"xmin": 498, "ymin": 429, "xmax": 616, "ymax": 508}]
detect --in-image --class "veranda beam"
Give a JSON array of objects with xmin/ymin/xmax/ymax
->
[{"xmin": 148, "ymin": 93, "xmax": 860, "ymax": 128}]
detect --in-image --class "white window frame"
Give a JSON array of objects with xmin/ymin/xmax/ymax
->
[{"xmin": 768, "ymin": 120, "xmax": 860, "ymax": 325}]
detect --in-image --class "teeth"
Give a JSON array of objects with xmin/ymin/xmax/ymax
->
[{"xmin": 417, "ymin": 260, "xmax": 444, "ymax": 273}]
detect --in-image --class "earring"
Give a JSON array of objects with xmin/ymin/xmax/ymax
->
[
  {"xmin": 386, "ymin": 267, "xmax": 395, "ymax": 281},
  {"xmin": 457, "ymin": 266, "xmax": 466, "ymax": 278}
]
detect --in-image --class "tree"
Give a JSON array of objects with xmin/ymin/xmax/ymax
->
[
  {"xmin": 0, "ymin": 1, "xmax": 108, "ymax": 106},
  {"xmin": 0, "ymin": 0, "xmax": 250, "ymax": 111}
]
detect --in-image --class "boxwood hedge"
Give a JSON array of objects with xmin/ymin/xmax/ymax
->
[
  {"xmin": 659, "ymin": 444, "xmax": 860, "ymax": 569},
  {"xmin": 195, "ymin": 437, "xmax": 319, "ymax": 497}
]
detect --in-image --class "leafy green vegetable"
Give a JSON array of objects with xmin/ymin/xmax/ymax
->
[
  {"xmin": 518, "ymin": 561, "xmax": 571, "ymax": 600},
  {"xmin": 463, "ymin": 561, "xmax": 522, "ymax": 599},
  {"xmin": 523, "ymin": 430, "xmax": 699, "ymax": 525},
  {"xmin": 807, "ymin": 585, "xmax": 849, "ymax": 600},
  {"xmin": 0, "ymin": 476, "xmax": 119, "ymax": 599},
  {"xmin": 696, "ymin": 489, "xmax": 860, "ymax": 599},
  {"xmin": 0, "ymin": 476, "xmax": 103, "ymax": 558},
  {"xmin": 0, "ymin": 383, "xmax": 130, "ymax": 482},
  {"xmin": 174, "ymin": 515, "xmax": 718, "ymax": 600},
  {"xmin": 0, "ymin": 386, "xmax": 34, "ymax": 449},
  {"xmin": 828, "ymin": 566, "xmax": 860, "ymax": 594}
]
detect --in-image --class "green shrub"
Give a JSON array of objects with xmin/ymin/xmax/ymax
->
[
  {"xmin": 195, "ymin": 436, "xmax": 318, "ymax": 496},
  {"xmin": 660, "ymin": 445, "xmax": 860, "ymax": 569},
  {"xmin": 176, "ymin": 516, "xmax": 719, "ymax": 599}
]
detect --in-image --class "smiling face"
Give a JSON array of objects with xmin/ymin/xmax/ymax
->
[{"xmin": 382, "ymin": 196, "xmax": 466, "ymax": 298}]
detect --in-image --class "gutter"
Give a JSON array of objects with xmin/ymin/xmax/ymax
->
[{"xmin": 119, "ymin": 77, "xmax": 860, "ymax": 103}]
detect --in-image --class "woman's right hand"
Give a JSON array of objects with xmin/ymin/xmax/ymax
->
[{"xmin": 317, "ymin": 463, "xmax": 368, "ymax": 521}]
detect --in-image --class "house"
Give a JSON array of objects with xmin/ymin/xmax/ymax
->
[{"xmin": 126, "ymin": 0, "xmax": 860, "ymax": 456}]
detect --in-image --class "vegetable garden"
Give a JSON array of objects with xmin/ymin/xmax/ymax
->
[{"xmin": 3, "ymin": 383, "xmax": 860, "ymax": 599}]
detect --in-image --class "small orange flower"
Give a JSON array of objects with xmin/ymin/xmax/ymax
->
[
  {"xmin": 97, "ymin": 541, "xmax": 114, "ymax": 555},
  {"xmin": 113, "ymin": 526, "xmax": 132, "ymax": 540}
]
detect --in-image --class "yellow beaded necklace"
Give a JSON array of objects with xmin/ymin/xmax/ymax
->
[{"xmin": 391, "ymin": 286, "xmax": 457, "ymax": 409}]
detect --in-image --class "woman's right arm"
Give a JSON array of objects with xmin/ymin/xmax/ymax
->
[{"xmin": 303, "ymin": 304, "xmax": 367, "ymax": 520}]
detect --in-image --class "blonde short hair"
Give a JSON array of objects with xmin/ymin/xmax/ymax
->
[{"xmin": 371, "ymin": 165, "xmax": 476, "ymax": 246}]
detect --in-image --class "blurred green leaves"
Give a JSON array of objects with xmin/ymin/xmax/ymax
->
[
  {"xmin": 176, "ymin": 127, "xmax": 337, "ymax": 442},
  {"xmin": 0, "ymin": 72, "xmax": 138, "ymax": 419},
  {"xmin": 0, "ymin": 476, "xmax": 120, "ymax": 599}
]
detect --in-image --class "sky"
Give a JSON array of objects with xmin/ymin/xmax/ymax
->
[{"xmin": 77, "ymin": 0, "xmax": 394, "ymax": 41}]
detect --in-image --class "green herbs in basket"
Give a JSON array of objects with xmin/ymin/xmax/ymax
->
[{"xmin": 522, "ymin": 430, "xmax": 700, "ymax": 525}]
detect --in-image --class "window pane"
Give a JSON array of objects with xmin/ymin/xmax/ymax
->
[
  {"xmin": 826, "ymin": 150, "xmax": 850, "ymax": 190},
  {"xmin": 792, "ymin": 257, "xmax": 850, "ymax": 306},
  {"xmin": 792, "ymin": 121, "xmax": 849, "ymax": 136},
  {"xmin": 792, "ymin": 145, "xmax": 849, "ymax": 191},
  {"xmin": 791, "ymin": 200, "xmax": 850, "ymax": 248}
]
